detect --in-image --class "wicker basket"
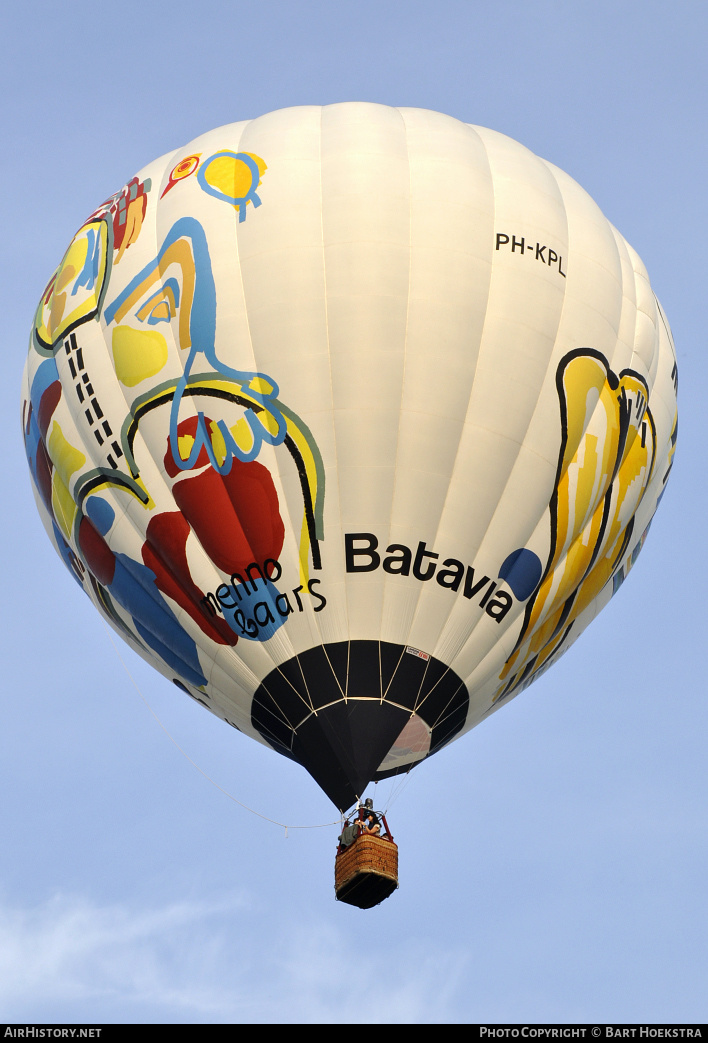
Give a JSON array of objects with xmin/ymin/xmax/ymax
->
[{"xmin": 335, "ymin": 834, "xmax": 399, "ymax": 909}]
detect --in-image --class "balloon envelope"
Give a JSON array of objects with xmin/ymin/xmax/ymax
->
[{"xmin": 22, "ymin": 104, "xmax": 678, "ymax": 810}]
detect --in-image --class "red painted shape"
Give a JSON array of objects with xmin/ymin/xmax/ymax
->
[
  {"xmin": 163, "ymin": 416, "xmax": 285, "ymax": 574},
  {"xmin": 143, "ymin": 511, "xmax": 238, "ymax": 646},
  {"xmin": 173, "ymin": 463, "xmax": 284, "ymax": 574},
  {"xmin": 35, "ymin": 440, "xmax": 54, "ymax": 517},
  {"xmin": 26, "ymin": 382, "xmax": 63, "ymax": 520},
  {"xmin": 38, "ymin": 381, "xmax": 61, "ymax": 440},
  {"xmin": 163, "ymin": 416, "xmax": 212, "ymax": 478},
  {"xmin": 78, "ymin": 516, "xmax": 116, "ymax": 585}
]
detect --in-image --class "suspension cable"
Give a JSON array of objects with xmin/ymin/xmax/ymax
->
[{"xmin": 101, "ymin": 620, "xmax": 340, "ymax": 833}]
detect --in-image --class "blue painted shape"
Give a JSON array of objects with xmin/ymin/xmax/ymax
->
[
  {"xmin": 133, "ymin": 619, "xmax": 206, "ymax": 688},
  {"xmin": 73, "ymin": 225, "xmax": 102, "ymax": 295},
  {"xmin": 24, "ymin": 406, "xmax": 42, "ymax": 475},
  {"xmin": 24, "ymin": 409, "xmax": 45, "ymax": 498},
  {"xmin": 108, "ymin": 552, "xmax": 207, "ymax": 687},
  {"xmin": 24, "ymin": 357, "xmax": 61, "ymax": 483},
  {"xmin": 51, "ymin": 521, "xmax": 84, "ymax": 587},
  {"xmin": 85, "ymin": 496, "xmax": 115, "ymax": 536},
  {"xmin": 30, "ymin": 356, "xmax": 60, "ymax": 410},
  {"xmin": 138, "ymin": 278, "xmax": 181, "ymax": 325},
  {"xmin": 104, "ymin": 216, "xmax": 287, "ymax": 476},
  {"xmin": 221, "ymin": 577, "xmax": 286, "ymax": 642},
  {"xmin": 499, "ymin": 548, "xmax": 543, "ymax": 601},
  {"xmin": 197, "ymin": 151, "xmax": 262, "ymax": 221}
]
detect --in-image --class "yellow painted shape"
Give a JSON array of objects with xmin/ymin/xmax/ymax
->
[
  {"xmin": 261, "ymin": 410, "xmax": 281, "ymax": 437},
  {"xmin": 90, "ymin": 475, "xmax": 155, "ymax": 511},
  {"xmin": 498, "ymin": 352, "xmax": 656, "ymax": 698},
  {"xmin": 177, "ymin": 433, "xmax": 196, "ymax": 461},
  {"xmin": 48, "ymin": 290, "xmax": 68, "ymax": 344},
  {"xmin": 51, "ymin": 472, "xmax": 76, "ymax": 540},
  {"xmin": 110, "ymin": 239, "xmax": 194, "ymax": 354},
  {"xmin": 250, "ymin": 376, "xmax": 274, "ymax": 396},
  {"xmin": 59, "ymin": 236, "xmax": 88, "ymax": 279},
  {"xmin": 46, "ymin": 421, "xmax": 85, "ymax": 540},
  {"xmin": 282, "ymin": 413, "xmax": 320, "ymax": 582},
  {"xmin": 204, "ymin": 155, "xmax": 258, "ymax": 199},
  {"xmin": 116, "ymin": 196, "xmax": 145, "ymax": 263},
  {"xmin": 135, "ymin": 477, "xmax": 155, "ymax": 510},
  {"xmin": 35, "ymin": 221, "xmax": 107, "ymax": 346},
  {"xmin": 243, "ymin": 152, "xmax": 267, "ymax": 176},
  {"xmin": 48, "ymin": 421, "xmax": 85, "ymax": 489},
  {"xmin": 298, "ymin": 518, "xmax": 311, "ymax": 586},
  {"xmin": 560, "ymin": 356, "xmax": 607, "ymax": 469},
  {"xmin": 112, "ymin": 326, "xmax": 169, "ymax": 387},
  {"xmin": 47, "ymin": 236, "xmax": 88, "ymax": 339},
  {"xmin": 667, "ymin": 410, "xmax": 678, "ymax": 469},
  {"xmin": 555, "ymin": 432, "xmax": 600, "ymax": 561},
  {"xmin": 209, "ymin": 420, "xmax": 227, "ymax": 468},
  {"xmin": 150, "ymin": 301, "xmax": 170, "ymax": 321},
  {"xmin": 136, "ymin": 284, "xmax": 177, "ymax": 323},
  {"xmin": 229, "ymin": 416, "xmax": 255, "ymax": 454}
]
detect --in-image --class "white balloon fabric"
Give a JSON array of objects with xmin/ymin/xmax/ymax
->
[{"xmin": 22, "ymin": 104, "xmax": 678, "ymax": 809}]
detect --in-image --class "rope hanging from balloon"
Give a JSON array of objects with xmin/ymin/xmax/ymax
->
[{"xmin": 100, "ymin": 619, "xmax": 342, "ymax": 834}]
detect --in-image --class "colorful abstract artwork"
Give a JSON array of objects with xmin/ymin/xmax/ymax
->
[
  {"xmin": 23, "ymin": 144, "xmax": 325, "ymax": 706},
  {"xmin": 22, "ymin": 107, "xmax": 677, "ymax": 807},
  {"xmin": 496, "ymin": 349, "xmax": 664, "ymax": 702}
]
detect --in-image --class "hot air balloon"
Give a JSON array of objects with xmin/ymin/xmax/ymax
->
[{"xmin": 21, "ymin": 105, "xmax": 677, "ymax": 905}]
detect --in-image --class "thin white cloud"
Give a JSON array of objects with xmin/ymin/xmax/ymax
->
[
  {"xmin": 270, "ymin": 921, "xmax": 467, "ymax": 1023},
  {"xmin": 0, "ymin": 892, "xmax": 248, "ymax": 1020},
  {"xmin": 0, "ymin": 892, "xmax": 466, "ymax": 1023}
]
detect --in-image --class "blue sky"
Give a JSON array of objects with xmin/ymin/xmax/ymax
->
[{"xmin": 2, "ymin": 0, "xmax": 706, "ymax": 1024}]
